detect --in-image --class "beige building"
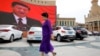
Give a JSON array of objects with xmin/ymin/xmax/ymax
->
[
  {"xmin": 56, "ymin": 15, "xmax": 76, "ymax": 26},
  {"xmin": 85, "ymin": 0, "xmax": 100, "ymax": 32},
  {"xmin": 21, "ymin": 0, "xmax": 56, "ymax": 6},
  {"xmin": 76, "ymin": 23, "xmax": 85, "ymax": 27}
]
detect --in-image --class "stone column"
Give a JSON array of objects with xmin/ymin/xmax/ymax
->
[
  {"xmin": 92, "ymin": 22, "xmax": 94, "ymax": 31},
  {"xmin": 88, "ymin": 23, "xmax": 89, "ymax": 30},
  {"xmin": 89, "ymin": 22, "xmax": 92, "ymax": 31},
  {"xmin": 63, "ymin": 20, "xmax": 65, "ymax": 26},
  {"xmin": 98, "ymin": 21, "xmax": 100, "ymax": 32},
  {"xmin": 88, "ymin": 22, "xmax": 91, "ymax": 31},
  {"xmin": 58, "ymin": 20, "xmax": 60, "ymax": 26},
  {"xmin": 61, "ymin": 20, "xmax": 62, "ymax": 26}
]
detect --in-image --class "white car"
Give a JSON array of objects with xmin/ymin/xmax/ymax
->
[
  {"xmin": 53, "ymin": 26, "xmax": 76, "ymax": 42},
  {"xmin": 0, "ymin": 25, "xmax": 23, "ymax": 42},
  {"xmin": 27, "ymin": 27, "xmax": 42, "ymax": 42},
  {"xmin": 87, "ymin": 30, "xmax": 92, "ymax": 36}
]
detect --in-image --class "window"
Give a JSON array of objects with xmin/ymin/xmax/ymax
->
[
  {"xmin": 34, "ymin": 0, "xmax": 36, "ymax": 2},
  {"xmin": 41, "ymin": 1, "xmax": 43, "ymax": 4},
  {"xmin": 67, "ymin": 21, "xmax": 69, "ymax": 26},
  {"xmin": 71, "ymin": 21, "xmax": 74, "ymax": 26},
  {"xmin": 70, "ymin": 21, "xmax": 72, "ymax": 26},
  {"xmin": 94, "ymin": 21, "xmax": 97, "ymax": 26},
  {"xmin": 63, "ymin": 27, "xmax": 73, "ymax": 30},
  {"xmin": 56, "ymin": 27, "xmax": 61, "ymax": 30},
  {"xmin": 65, "ymin": 21, "xmax": 66, "ymax": 26},
  {"xmin": 62, "ymin": 21, "xmax": 64, "ymax": 26},
  {"xmin": 12, "ymin": 26, "xmax": 18, "ymax": 30},
  {"xmin": 60, "ymin": 21, "xmax": 62, "ymax": 26},
  {"xmin": 38, "ymin": 1, "xmax": 40, "ymax": 3},
  {"xmin": 56, "ymin": 21, "xmax": 58, "ymax": 25},
  {"xmin": 45, "ymin": 1, "xmax": 47, "ymax": 4}
]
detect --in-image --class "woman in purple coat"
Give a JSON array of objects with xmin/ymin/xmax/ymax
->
[{"xmin": 39, "ymin": 12, "xmax": 56, "ymax": 56}]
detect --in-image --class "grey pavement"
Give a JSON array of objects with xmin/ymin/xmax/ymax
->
[
  {"xmin": 0, "ymin": 36, "xmax": 100, "ymax": 56},
  {"xmin": 0, "ymin": 50, "xmax": 21, "ymax": 56}
]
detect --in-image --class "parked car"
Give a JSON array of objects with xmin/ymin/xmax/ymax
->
[
  {"xmin": 92, "ymin": 31, "xmax": 100, "ymax": 36},
  {"xmin": 87, "ymin": 30, "xmax": 92, "ymax": 36},
  {"xmin": 27, "ymin": 27, "xmax": 42, "ymax": 42},
  {"xmin": 53, "ymin": 26, "xmax": 76, "ymax": 42},
  {"xmin": 0, "ymin": 25, "xmax": 23, "ymax": 42},
  {"xmin": 73, "ymin": 27, "xmax": 88, "ymax": 40}
]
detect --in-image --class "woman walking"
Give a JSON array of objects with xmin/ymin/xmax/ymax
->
[{"xmin": 39, "ymin": 12, "xmax": 56, "ymax": 56}]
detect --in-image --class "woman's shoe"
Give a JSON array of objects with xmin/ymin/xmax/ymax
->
[{"xmin": 53, "ymin": 52, "xmax": 56, "ymax": 56}]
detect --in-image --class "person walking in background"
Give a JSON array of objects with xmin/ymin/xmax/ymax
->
[{"xmin": 39, "ymin": 12, "xmax": 56, "ymax": 56}]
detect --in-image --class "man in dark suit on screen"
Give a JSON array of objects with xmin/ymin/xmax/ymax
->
[{"xmin": 0, "ymin": 2, "xmax": 42, "ymax": 31}]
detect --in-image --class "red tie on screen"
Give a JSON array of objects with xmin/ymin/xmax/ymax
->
[
  {"xmin": 18, "ymin": 18, "xmax": 23, "ymax": 26},
  {"xmin": 18, "ymin": 18, "xmax": 24, "ymax": 30},
  {"xmin": 17, "ymin": 18, "xmax": 27, "ymax": 31}
]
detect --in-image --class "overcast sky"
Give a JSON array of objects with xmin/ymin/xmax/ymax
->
[{"xmin": 56, "ymin": 0, "xmax": 100, "ymax": 23}]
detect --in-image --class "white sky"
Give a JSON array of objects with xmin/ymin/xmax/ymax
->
[{"xmin": 56, "ymin": 0, "xmax": 100, "ymax": 23}]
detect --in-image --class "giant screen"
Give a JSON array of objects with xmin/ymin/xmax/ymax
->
[{"xmin": 0, "ymin": 0, "xmax": 56, "ymax": 28}]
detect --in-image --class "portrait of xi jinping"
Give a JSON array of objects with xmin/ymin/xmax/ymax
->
[{"xmin": 0, "ymin": 1, "xmax": 42, "ymax": 31}]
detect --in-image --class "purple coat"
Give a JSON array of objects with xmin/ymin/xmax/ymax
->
[{"xmin": 39, "ymin": 19, "xmax": 54, "ymax": 54}]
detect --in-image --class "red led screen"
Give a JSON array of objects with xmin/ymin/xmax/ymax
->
[{"xmin": 0, "ymin": 0, "xmax": 56, "ymax": 26}]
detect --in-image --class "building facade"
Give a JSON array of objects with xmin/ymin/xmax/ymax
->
[
  {"xmin": 56, "ymin": 15, "xmax": 76, "ymax": 26},
  {"xmin": 76, "ymin": 23, "xmax": 85, "ymax": 27},
  {"xmin": 85, "ymin": 0, "xmax": 100, "ymax": 32},
  {"xmin": 21, "ymin": 0, "xmax": 55, "ymax": 6}
]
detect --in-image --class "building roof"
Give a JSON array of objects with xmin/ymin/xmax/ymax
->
[{"xmin": 57, "ymin": 18, "xmax": 75, "ymax": 20}]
